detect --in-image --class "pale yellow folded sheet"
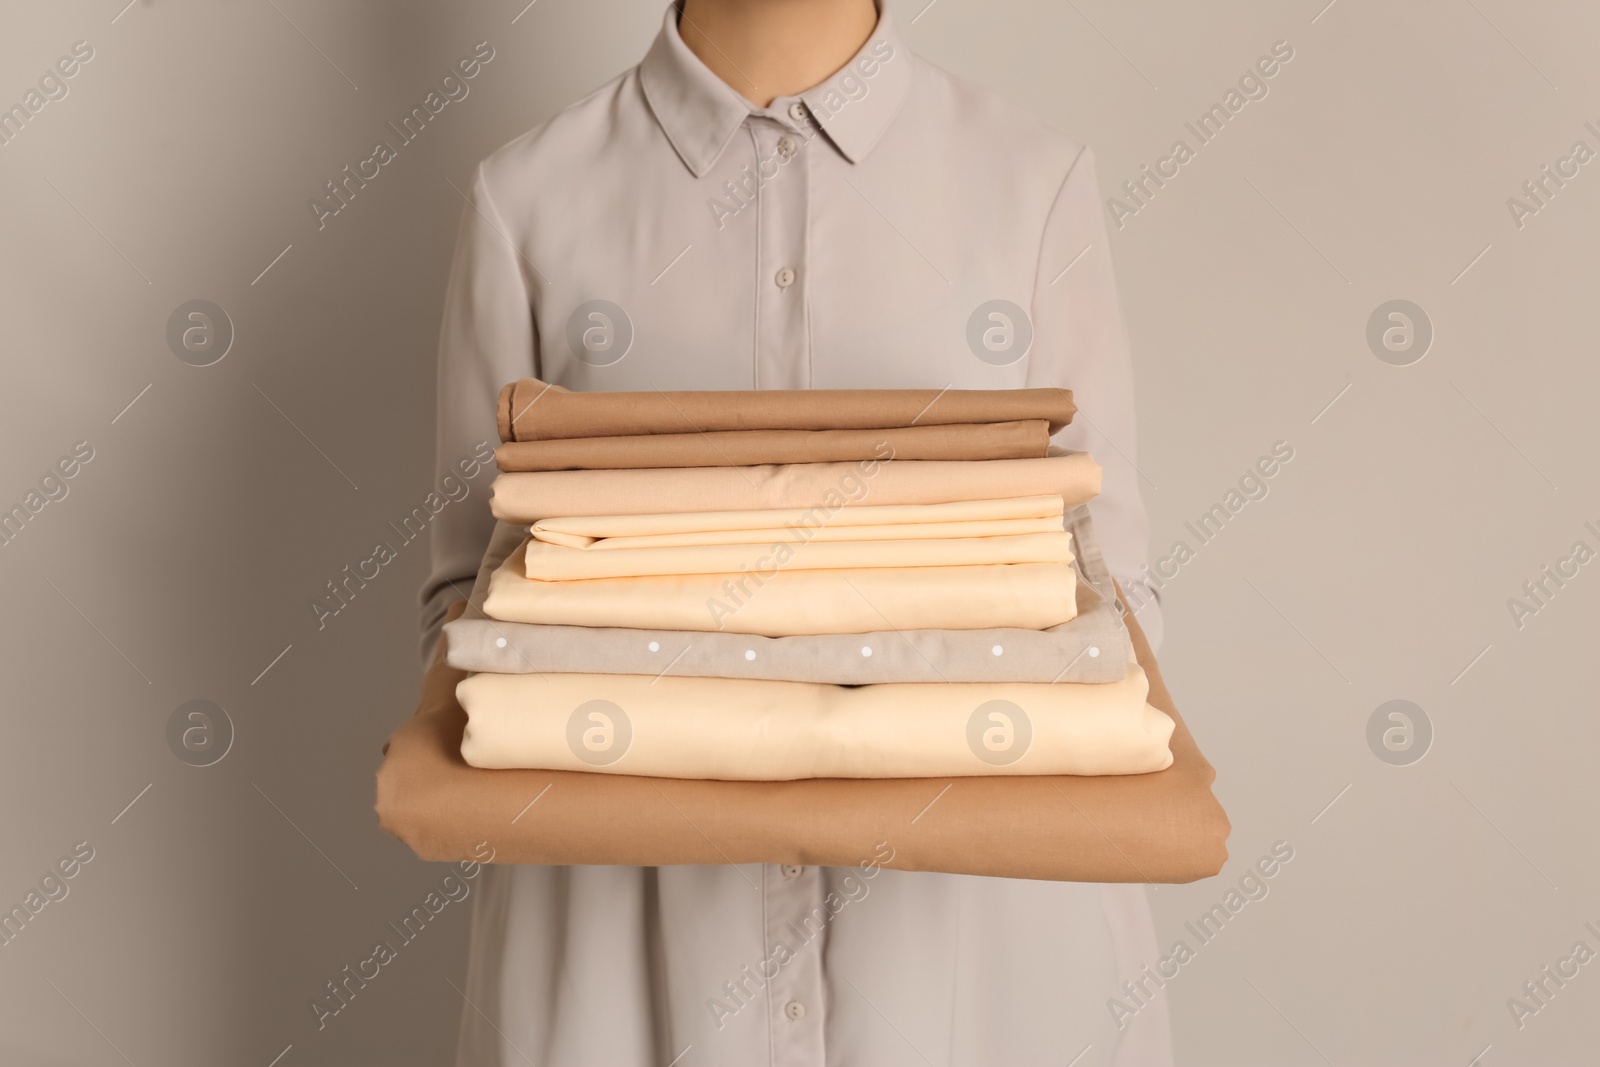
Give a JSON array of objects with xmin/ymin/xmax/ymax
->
[
  {"xmin": 520, "ymin": 496, "xmax": 1073, "ymax": 581},
  {"xmin": 530, "ymin": 495, "xmax": 1067, "ymax": 549},
  {"xmin": 456, "ymin": 663, "xmax": 1174, "ymax": 779},
  {"xmin": 484, "ymin": 540, "xmax": 1078, "ymax": 636},
  {"xmin": 524, "ymin": 532, "xmax": 1073, "ymax": 581},
  {"xmin": 490, "ymin": 450, "xmax": 1102, "ymax": 523},
  {"xmin": 537, "ymin": 516, "xmax": 1064, "ymax": 550}
]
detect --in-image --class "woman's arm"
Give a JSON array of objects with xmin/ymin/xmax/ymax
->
[
  {"xmin": 419, "ymin": 160, "xmax": 538, "ymax": 663},
  {"xmin": 1028, "ymin": 145, "xmax": 1164, "ymax": 652}
]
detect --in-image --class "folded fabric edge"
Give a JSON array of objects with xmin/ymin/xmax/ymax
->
[
  {"xmin": 495, "ymin": 381, "xmax": 513, "ymax": 443},
  {"xmin": 496, "ymin": 380, "xmax": 1078, "ymax": 441},
  {"xmin": 453, "ymin": 695, "xmax": 1176, "ymax": 780},
  {"xmin": 493, "ymin": 420, "xmax": 1056, "ymax": 472}
]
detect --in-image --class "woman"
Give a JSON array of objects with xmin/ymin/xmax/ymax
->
[{"xmin": 422, "ymin": 1, "xmax": 1168, "ymax": 1063}]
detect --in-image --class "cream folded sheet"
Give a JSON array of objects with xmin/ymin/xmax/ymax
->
[
  {"xmin": 530, "ymin": 495, "xmax": 1067, "ymax": 547},
  {"xmin": 484, "ymin": 540, "xmax": 1078, "ymax": 636},
  {"xmin": 522, "ymin": 496, "xmax": 1073, "ymax": 580},
  {"xmin": 490, "ymin": 449, "xmax": 1101, "ymax": 523},
  {"xmin": 456, "ymin": 663, "xmax": 1174, "ymax": 779},
  {"xmin": 448, "ymin": 511, "xmax": 1132, "ymax": 683},
  {"xmin": 526, "ymin": 533, "xmax": 1072, "ymax": 580}
]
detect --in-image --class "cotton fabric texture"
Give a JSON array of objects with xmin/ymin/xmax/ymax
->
[
  {"xmin": 528, "ymin": 494, "xmax": 1066, "ymax": 546},
  {"xmin": 447, "ymin": 509, "xmax": 1133, "ymax": 683},
  {"xmin": 493, "ymin": 419, "xmax": 1051, "ymax": 471},
  {"xmin": 523, "ymin": 532, "xmax": 1072, "ymax": 580},
  {"xmin": 496, "ymin": 376, "xmax": 1076, "ymax": 442},
  {"xmin": 521, "ymin": 496, "xmax": 1073, "ymax": 579},
  {"xmin": 489, "ymin": 448, "xmax": 1102, "ymax": 524},
  {"xmin": 485, "ymin": 539, "xmax": 1077, "ymax": 636},
  {"xmin": 456, "ymin": 664, "xmax": 1172, "ymax": 779}
]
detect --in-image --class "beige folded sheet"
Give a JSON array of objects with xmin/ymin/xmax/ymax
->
[
  {"xmin": 485, "ymin": 539, "xmax": 1078, "ymax": 636},
  {"xmin": 489, "ymin": 449, "xmax": 1102, "ymax": 523},
  {"xmin": 456, "ymin": 662, "xmax": 1172, "ymax": 780},
  {"xmin": 496, "ymin": 378, "xmax": 1076, "ymax": 442},
  {"xmin": 494, "ymin": 420, "xmax": 1051, "ymax": 471}
]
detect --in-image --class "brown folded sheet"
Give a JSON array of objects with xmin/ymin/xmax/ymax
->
[
  {"xmin": 494, "ymin": 420, "xmax": 1051, "ymax": 471},
  {"xmin": 496, "ymin": 378, "xmax": 1077, "ymax": 443},
  {"xmin": 375, "ymin": 592, "xmax": 1229, "ymax": 883}
]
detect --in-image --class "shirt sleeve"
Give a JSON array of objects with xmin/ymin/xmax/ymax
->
[
  {"xmin": 418, "ymin": 159, "xmax": 539, "ymax": 664},
  {"xmin": 1027, "ymin": 145, "xmax": 1163, "ymax": 653}
]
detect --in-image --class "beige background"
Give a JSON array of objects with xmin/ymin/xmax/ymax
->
[{"xmin": 2, "ymin": 0, "xmax": 1596, "ymax": 1063}]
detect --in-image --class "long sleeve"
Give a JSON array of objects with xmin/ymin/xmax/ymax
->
[
  {"xmin": 419, "ymin": 160, "xmax": 539, "ymax": 663},
  {"xmin": 1027, "ymin": 145, "xmax": 1163, "ymax": 652}
]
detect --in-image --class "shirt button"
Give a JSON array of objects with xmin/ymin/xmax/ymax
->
[
  {"xmin": 775, "ymin": 267, "xmax": 795, "ymax": 288},
  {"xmin": 777, "ymin": 135, "xmax": 797, "ymax": 157},
  {"xmin": 781, "ymin": 863, "xmax": 803, "ymax": 879},
  {"xmin": 787, "ymin": 101, "xmax": 808, "ymax": 123},
  {"xmin": 785, "ymin": 999, "xmax": 806, "ymax": 1021}
]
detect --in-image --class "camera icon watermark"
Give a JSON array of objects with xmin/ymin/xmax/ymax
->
[
  {"xmin": 566, "ymin": 299, "xmax": 633, "ymax": 368},
  {"xmin": 1366, "ymin": 699, "xmax": 1432, "ymax": 766},
  {"xmin": 965, "ymin": 299, "xmax": 1033, "ymax": 367},
  {"xmin": 165, "ymin": 699, "xmax": 234, "ymax": 767},
  {"xmin": 566, "ymin": 699, "xmax": 632, "ymax": 766},
  {"xmin": 1366, "ymin": 299, "xmax": 1432, "ymax": 366},
  {"xmin": 966, "ymin": 699, "xmax": 1032, "ymax": 766},
  {"xmin": 165, "ymin": 300, "xmax": 234, "ymax": 367}
]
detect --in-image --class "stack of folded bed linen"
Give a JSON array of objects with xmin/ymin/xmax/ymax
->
[
  {"xmin": 376, "ymin": 380, "xmax": 1230, "ymax": 883},
  {"xmin": 446, "ymin": 379, "xmax": 1173, "ymax": 781}
]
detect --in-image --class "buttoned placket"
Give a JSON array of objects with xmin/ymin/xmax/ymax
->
[
  {"xmin": 763, "ymin": 860, "xmax": 827, "ymax": 1066},
  {"xmin": 747, "ymin": 96, "xmax": 828, "ymax": 1067},
  {"xmin": 747, "ymin": 101, "xmax": 815, "ymax": 391}
]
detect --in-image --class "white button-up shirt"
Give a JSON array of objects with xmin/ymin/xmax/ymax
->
[{"xmin": 424, "ymin": 4, "xmax": 1170, "ymax": 1064}]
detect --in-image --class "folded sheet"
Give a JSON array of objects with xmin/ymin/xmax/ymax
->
[
  {"xmin": 497, "ymin": 377, "xmax": 1076, "ymax": 442},
  {"xmin": 456, "ymin": 664, "xmax": 1172, "ymax": 779},
  {"xmin": 495, "ymin": 420, "xmax": 1051, "ymax": 471},
  {"xmin": 490, "ymin": 449, "xmax": 1102, "ymax": 523},
  {"xmin": 485, "ymin": 540, "xmax": 1078, "ymax": 636},
  {"xmin": 529, "ymin": 495, "xmax": 1067, "ymax": 547},
  {"xmin": 449, "ymin": 509, "xmax": 1131, "ymax": 683},
  {"xmin": 524, "ymin": 530, "xmax": 1072, "ymax": 581},
  {"xmin": 376, "ymin": 595, "xmax": 1232, "ymax": 883}
]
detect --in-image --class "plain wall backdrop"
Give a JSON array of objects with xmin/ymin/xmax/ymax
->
[{"xmin": 2, "ymin": 1, "xmax": 1597, "ymax": 1064}]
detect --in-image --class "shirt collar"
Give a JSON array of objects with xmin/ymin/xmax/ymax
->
[{"xmin": 639, "ymin": 1, "xmax": 912, "ymax": 177}]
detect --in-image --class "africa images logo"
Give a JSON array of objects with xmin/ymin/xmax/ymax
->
[
  {"xmin": 567, "ymin": 700, "xmax": 632, "ymax": 766},
  {"xmin": 966, "ymin": 700, "xmax": 1032, "ymax": 766}
]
